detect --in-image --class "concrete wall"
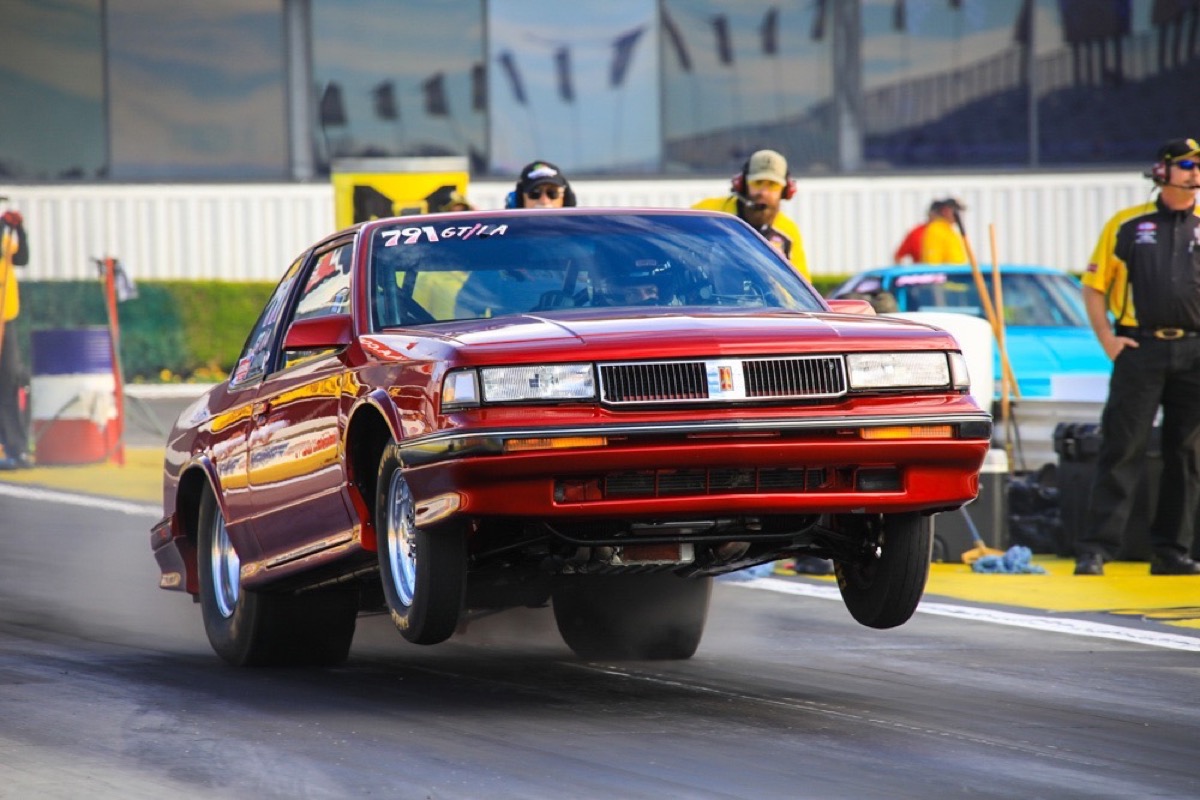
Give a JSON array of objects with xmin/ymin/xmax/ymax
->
[{"xmin": 2, "ymin": 171, "xmax": 1154, "ymax": 283}]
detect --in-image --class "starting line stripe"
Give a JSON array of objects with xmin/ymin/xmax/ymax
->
[
  {"xmin": 5, "ymin": 482, "xmax": 1199, "ymax": 652},
  {"xmin": 737, "ymin": 577, "xmax": 1200, "ymax": 652}
]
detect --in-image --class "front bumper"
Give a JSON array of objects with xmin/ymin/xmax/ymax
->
[{"xmin": 397, "ymin": 412, "xmax": 993, "ymax": 523}]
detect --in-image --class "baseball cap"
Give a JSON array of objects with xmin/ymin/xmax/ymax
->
[
  {"xmin": 1156, "ymin": 137, "xmax": 1200, "ymax": 162},
  {"xmin": 745, "ymin": 149, "xmax": 788, "ymax": 185},
  {"xmin": 517, "ymin": 161, "xmax": 568, "ymax": 192},
  {"xmin": 439, "ymin": 190, "xmax": 472, "ymax": 212}
]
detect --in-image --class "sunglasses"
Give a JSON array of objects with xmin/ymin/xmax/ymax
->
[
  {"xmin": 526, "ymin": 187, "xmax": 561, "ymax": 200},
  {"xmin": 1174, "ymin": 159, "xmax": 1200, "ymax": 171}
]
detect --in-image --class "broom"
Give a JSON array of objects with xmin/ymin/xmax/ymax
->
[{"xmin": 954, "ymin": 210, "xmax": 1008, "ymax": 563}]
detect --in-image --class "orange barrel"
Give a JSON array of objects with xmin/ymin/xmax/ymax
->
[{"xmin": 30, "ymin": 327, "xmax": 118, "ymax": 465}]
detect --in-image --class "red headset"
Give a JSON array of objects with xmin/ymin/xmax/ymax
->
[
  {"xmin": 731, "ymin": 163, "xmax": 796, "ymax": 200},
  {"xmin": 1149, "ymin": 160, "xmax": 1169, "ymax": 184}
]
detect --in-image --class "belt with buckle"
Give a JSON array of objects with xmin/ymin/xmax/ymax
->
[{"xmin": 1118, "ymin": 326, "xmax": 1200, "ymax": 340}]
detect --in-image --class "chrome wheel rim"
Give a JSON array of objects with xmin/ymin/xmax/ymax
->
[
  {"xmin": 385, "ymin": 470, "xmax": 418, "ymax": 608},
  {"xmin": 210, "ymin": 509, "xmax": 240, "ymax": 619}
]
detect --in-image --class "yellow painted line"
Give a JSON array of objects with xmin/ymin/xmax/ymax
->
[
  {"xmin": 0, "ymin": 447, "xmax": 163, "ymax": 504},
  {"xmin": 769, "ymin": 558, "xmax": 1200, "ymax": 635},
  {"xmin": 6, "ymin": 451, "xmax": 1199, "ymax": 635},
  {"xmin": 924, "ymin": 559, "xmax": 1200, "ymax": 613}
]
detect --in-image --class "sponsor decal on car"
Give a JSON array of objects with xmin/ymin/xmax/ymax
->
[{"xmin": 894, "ymin": 272, "xmax": 948, "ymax": 287}]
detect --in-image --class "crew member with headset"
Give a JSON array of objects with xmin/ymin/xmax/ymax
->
[
  {"xmin": 696, "ymin": 149, "xmax": 824, "ymax": 575},
  {"xmin": 1074, "ymin": 137, "xmax": 1200, "ymax": 576},
  {"xmin": 692, "ymin": 149, "xmax": 810, "ymax": 280},
  {"xmin": 506, "ymin": 160, "xmax": 577, "ymax": 209}
]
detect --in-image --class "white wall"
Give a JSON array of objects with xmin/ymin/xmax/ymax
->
[{"xmin": 1, "ymin": 171, "xmax": 1154, "ymax": 283}]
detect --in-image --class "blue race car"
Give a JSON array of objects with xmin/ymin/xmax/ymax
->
[{"xmin": 829, "ymin": 264, "xmax": 1112, "ymax": 399}]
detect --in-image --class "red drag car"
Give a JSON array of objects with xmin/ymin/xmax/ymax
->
[{"xmin": 151, "ymin": 208, "xmax": 991, "ymax": 666}]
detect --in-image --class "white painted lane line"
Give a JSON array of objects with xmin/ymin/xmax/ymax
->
[
  {"xmin": 4, "ymin": 483, "xmax": 1197, "ymax": 652},
  {"xmin": 0, "ymin": 483, "xmax": 159, "ymax": 518},
  {"xmin": 736, "ymin": 577, "xmax": 1200, "ymax": 652}
]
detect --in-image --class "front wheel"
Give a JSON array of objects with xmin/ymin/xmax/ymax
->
[
  {"xmin": 552, "ymin": 572, "xmax": 712, "ymax": 660},
  {"xmin": 834, "ymin": 512, "xmax": 932, "ymax": 630},
  {"xmin": 197, "ymin": 487, "xmax": 357, "ymax": 666},
  {"xmin": 376, "ymin": 442, "xmax": 466, "ymax": 645}
]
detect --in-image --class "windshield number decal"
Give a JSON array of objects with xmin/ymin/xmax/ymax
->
[{"xmin": 381, "ymin": 223, "xmax": 509, "ymax": 246}]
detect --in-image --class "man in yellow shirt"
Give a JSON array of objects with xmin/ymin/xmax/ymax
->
[
  {"xmin": 919, "ymin": 198, "xmax": 968, "ymax": 264},
  {"xmin": 1073, "ymin": 137, "xmax": 1200, "ymax": 576},
  {"xmin": 692, "ymin": 149, "xmax": 810, "ymax": 281},
  {"xmin": 0, "ymin": 205, "xmax": 30, "ymax": 469}
]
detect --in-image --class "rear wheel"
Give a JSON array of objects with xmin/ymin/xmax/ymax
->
[
  {"xmin": 552, "ymin": 572, "xmax": 712, "ymax": 660},
  {"xmin": 835, "ymin": 512, "xmax": 932, "ymax": 629},
  {"xmin": 197, "ymin": 487, "xmax": 357, "ymax": 666},
  {"xmin": 376, "ymin": 442, "xmax": 466, "ymax": 644}
]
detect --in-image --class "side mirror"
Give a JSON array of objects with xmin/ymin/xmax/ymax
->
[
  {"xmin": 283, "ymin": 314, "xmax": 354, "ymax": 350},
  {"xmin": 826, "ymin": 298, "xmax": 877, "ymax": 316}
]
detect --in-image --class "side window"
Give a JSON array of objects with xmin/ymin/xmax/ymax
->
[
  {"xmin": 230, "ymin": 256, "xmax": 304, "ymax": 388},
  {"xmin": 281, "ymin": 242, "xmax": 354, "ymax": 371},
  {"xmin": 294, "ymin": 243, "xmax": 353, "ymax": 321}
]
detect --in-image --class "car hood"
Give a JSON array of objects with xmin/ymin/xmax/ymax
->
[
  {"xmin": 1002, "ymin": 327, "xmax": 1111, "ymax": 398},
  {"xmin": 369, "ymin": 310, "xmax": 956, "ymax": 363}
]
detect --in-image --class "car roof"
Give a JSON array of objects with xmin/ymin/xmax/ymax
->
[
  {"xmin": 860, "ymin": 264, "xmax": 1070, "ymax": 277},
  {"xmin": 359, "ymin": 206, "xmax": 730, "ymax": 232}
]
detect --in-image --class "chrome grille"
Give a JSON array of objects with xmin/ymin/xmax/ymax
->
[
  {"xmin": 598, "ymin": 356, "xmax": 847, "ymax": 404},
  {"xmin": 743, "ymin": 356, "xmax": 846, "ymax": 398},
  {"xmin": 599, "ymin": 361, "xmax": 707, "ymax": 402}
]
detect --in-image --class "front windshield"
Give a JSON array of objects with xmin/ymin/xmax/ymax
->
[
  {"xmin": 892, "ymin": 270, "xmax": 1088, "ymax": 328},
  {"xmin": 367, "ymin": 212, "xmax": 823, "ymax": 329}
]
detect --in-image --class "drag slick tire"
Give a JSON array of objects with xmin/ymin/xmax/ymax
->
[
  {"xmin": 376, "ymin": 442, "xmax": 466, "ymax": 645},
  {"xmin": 834, "ymin": 512, "xmax": 932, "ymax": 630},
  {"xmin": 552, "ymin": 572, "xmax": 712, "ymax": 660},
  {"xmin": 197, "ymin": 487, "xmax": 357, "ymax": 667}
]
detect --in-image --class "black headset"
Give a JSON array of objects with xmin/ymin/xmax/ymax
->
[
  {"xmin": 731, "ymin": 159, "xmax": 796, "ymax": 200},
  {"xmin": 1147, "ymin": 160, "xmax": 1169, "ymax": 185},
  {"xmin": 1145, "ymin": 141, "xmax": 1199, "ymax": 184},
  {"xmin": 507, "ymin": 176, "xmax": 577, "ymax": 208}
]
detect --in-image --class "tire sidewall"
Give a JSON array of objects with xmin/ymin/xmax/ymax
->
[
  {"xmin": 835, "ymin": 512, "xmax": 932, "ymax": 629},
  {"xmin": 374, "ymin": 441, "xmax": 466, "ymax": 644},
  {"xmin": 197, "ymin": 486, "xmax": 259, "ymax": 665},
  {"xmin": 376, "ymin": 442, "xmax": 418, "ymax": 633}
]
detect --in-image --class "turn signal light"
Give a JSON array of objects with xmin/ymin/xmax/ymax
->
[
  {"xmin": 503, "ymin": 436, "xmax": 607, "ymax": 453},
  {"xmin": 861, "ymin": 425, "xmax": 953, "ymax": 440}
]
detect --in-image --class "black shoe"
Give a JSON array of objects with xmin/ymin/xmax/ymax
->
[
  {"xmin": 1074, "ymin": 554, "xmax": 1104, "ymax": 576},
  {"xmin": 1149, "ymin": 553, "xmax": 1200, "ymax": 575}
]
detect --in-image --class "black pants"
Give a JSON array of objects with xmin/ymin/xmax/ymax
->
[
  {"xmin": 1078, "ymin": 337, "xmax": 1200, "ymax": 560},
  {"xmin": 0, "ymin": 324, "xmax": 28, "ymax": 458}
]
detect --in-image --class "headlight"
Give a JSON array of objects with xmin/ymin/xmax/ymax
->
[
  {"xmin": 442, "ymin": 365, "xmax": 598, "ymax": 408},
  {"xmin": 441, "ymin": 369, "xmax": 480, "ymax": 408},
  {"xmin": 482, "ymin": 364, "xmax": 596, "ymax": 402},
  {"xmin": 846, "ymin": 352, "xmax": 951, "ymax": 389},
  {"xmin": 948, "ymin": 352, "xmax": 970, "ymax": 390}
]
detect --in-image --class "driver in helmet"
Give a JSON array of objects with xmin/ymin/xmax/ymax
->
[{"xmin": 596, "ymin": 259, "xmax": 668, "ymax": 307}]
